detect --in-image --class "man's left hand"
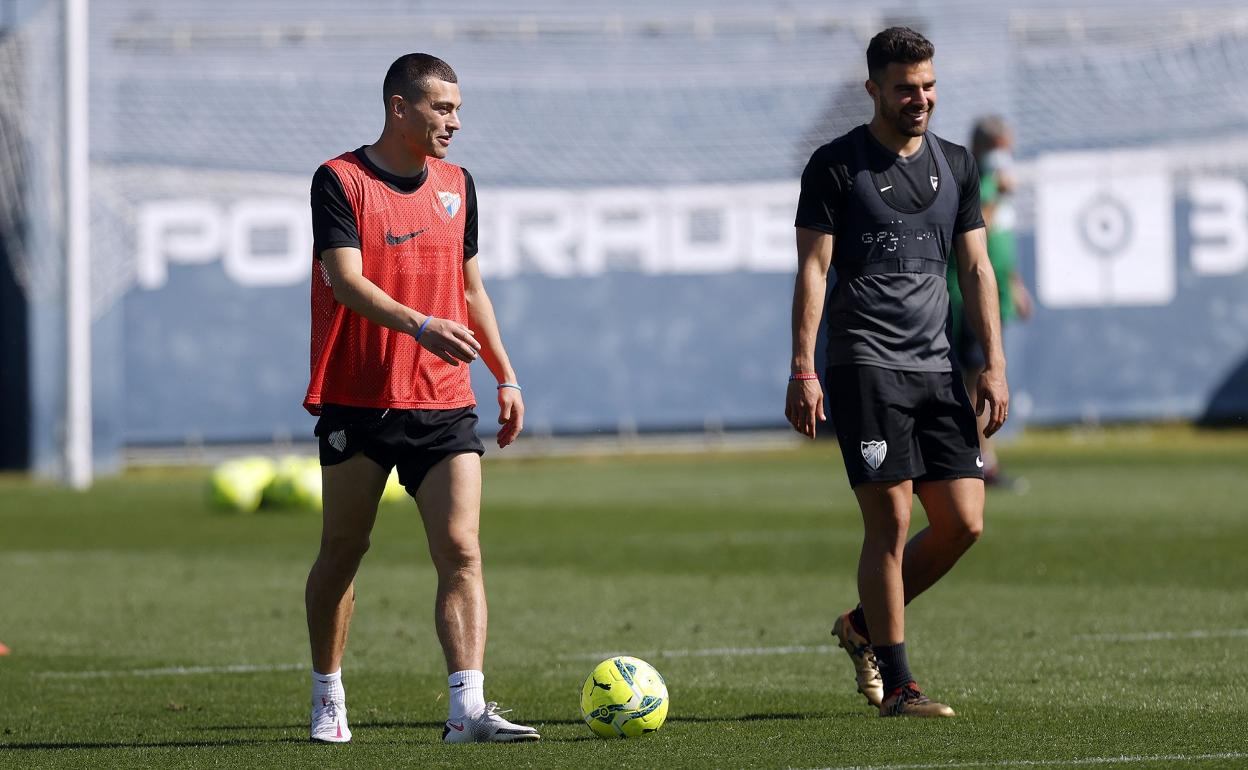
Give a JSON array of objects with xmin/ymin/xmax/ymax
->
[{"xmin": 496, "ymin": 387, "xmax": 525, "ymax": 448}]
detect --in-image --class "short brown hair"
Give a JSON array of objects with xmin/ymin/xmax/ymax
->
[
  {"xmin": 866, "ymin": 27, "xmax": 934, "ymax": 83},
  {"xmin": 383, "ymin": 53, "xmax": 457, "ymax": 104}
]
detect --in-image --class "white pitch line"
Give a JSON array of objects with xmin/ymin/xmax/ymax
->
[
  {"xmin": 36, "ymin": 662, "xmax": 305, "ymax": 679},
  {"xmin": 805, "ymin": 752, "xmax": 1248, "ymax": 770},
  {"xmin": 36, "ymin": 647, "xmax": 839, "ymax": 679},
  {"xmin": 1073, "ymin": 628, "xmax": 1248, "ymax": 642}
]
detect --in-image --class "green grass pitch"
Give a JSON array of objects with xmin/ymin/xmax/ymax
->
[{"xmin": 2, "ymin": 426, "xmax": 1247, "ymax": 768}]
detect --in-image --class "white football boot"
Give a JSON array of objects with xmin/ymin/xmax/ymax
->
[
  {"xmin": 442, "ymin": 701, "xmax": 540, "ymax": 743},
  {"xmin": 310, "ymin": 696, "xmax": 352, "ymax": 743}
]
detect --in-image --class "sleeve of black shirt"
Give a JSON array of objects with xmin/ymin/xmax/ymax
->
[
  {"xmin": 945, "ymin": 142, "xmax": 986, "ymax": 234},
  {"xmin": 462, "ymin": 167, "xmax": 479, "ymax": 259},
  {"xmin": 311, "ymin": 164, "xmax": 360, "ymax": 258},
  {"xmin": 794, "ymin": 145, "xmax": 845, "ymax": 236}
]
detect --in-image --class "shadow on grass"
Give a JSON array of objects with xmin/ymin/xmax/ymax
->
[
  {"xmin": 537, "ymin": 713, "xmax": 856, "ymax": 743},
  {"xmin": 0, "ymin": 737, "xmax": 308, "ymax": 751},
  {"xmin": 0, "ymin": 712, "xmax": 863, "ymax": 751},
  {"xmin": 200, "ymin": 710, "xmax": 852, "ymax": 733}
]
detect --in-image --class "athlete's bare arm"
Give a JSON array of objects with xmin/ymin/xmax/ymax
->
[
  {"xmin": 463, "ymin": 256, "xmax": 524, "ymax": 448},
  {"xmin": 786, "ymin": 228, "xmax": 835, "ymax": 439},
  {"xmin": 319, "ymin": 246, "xmax": 481, "ymax": 367},
  {"xmin": 952, "ymin": 227, "xmax": 1009, "ymax": 436}
]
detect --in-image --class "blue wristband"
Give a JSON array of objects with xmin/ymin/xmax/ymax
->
[
  {"xmin": 497, "ymin": 383, "xmax": 522, "ymax": 392},
  {"xmin": 415, "ymin": 316, "xmax": 434, "ymax": 340}
]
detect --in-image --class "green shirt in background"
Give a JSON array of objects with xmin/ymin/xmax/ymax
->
[{"xmin": 948, "ymin": 165, "xmax": 1017, "ymax": 343}]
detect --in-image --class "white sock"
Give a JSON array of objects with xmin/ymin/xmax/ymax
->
[
  {"xmin": 312, "ymin": 668, "xmax": 345, "ymax": 706},
  {"xmin": 448, "ymin": 669, "xmax": 485, "ymax": 718}
]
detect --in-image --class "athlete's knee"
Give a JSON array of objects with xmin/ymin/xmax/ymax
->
[
  {"xmin": 429, "ymin": 531, "xmax": 481, "ymax": 575},
  {"xmin": 863, "ymin": 506, "xmax": 910, "ymax": 546},
  {"xmin": 863, "ymin": 525, "xmax": 909, "ymax": 561},
  {"xmin": 947, "ymin": 515, "xmax": 983, "ymax": 549},
  {"xmin": 965, "ymin": 517, "xmax": 984, "ymax": 543},
  {"xmin": 320, "ymin": 531, "xmax": 372, "ymax": 566}
]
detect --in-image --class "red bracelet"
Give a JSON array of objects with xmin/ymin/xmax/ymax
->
[{"xmin": 788, "ymin": 372, "xmax": 819, "ymax": 382}]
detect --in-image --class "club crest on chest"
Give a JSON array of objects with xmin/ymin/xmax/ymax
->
[{"xmin": 437, "ymin": 190, "xmax": 461, "ymax": 218}]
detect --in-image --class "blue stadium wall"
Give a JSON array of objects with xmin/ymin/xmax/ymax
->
[{"xmin": 13, "ymin": 0, "xmax": 1248, "ymax": 472}]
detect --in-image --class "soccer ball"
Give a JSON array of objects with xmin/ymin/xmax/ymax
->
[
  {"xmin": 207, "ymin": 456, "xmax": 276, "ymax": 513},
  {"xmin": 579, "ymin": 656, "xmax": 669, "ymax": 738},
  {"xmin": 262, "ymin": 455, "xmax": 322, "ymax": 510}
]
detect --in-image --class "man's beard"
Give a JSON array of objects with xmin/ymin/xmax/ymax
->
[{"xmin": 885, "ymin": 103, "xmax": 930, "ymax": 137}]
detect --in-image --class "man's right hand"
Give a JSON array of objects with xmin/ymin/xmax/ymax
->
[
  {"xmin": 416, "ymin": 317, "xmax": 481, "ymax": 366},
  {"xmin": 976, "ymin": 366, "xmax": 1009, "ymax": 438},
  {"xmin": 785, "ymin": 378, "xmax": 825, "ymax": 439}
]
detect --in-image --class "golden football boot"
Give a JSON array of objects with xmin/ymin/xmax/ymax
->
[
  {"xmin": 878, "ymin": 682, "xmax": 956, "ymax": 718},
  {"xmin": 832, "ymin": 611, "xmax": 884, "ymax": 707}
]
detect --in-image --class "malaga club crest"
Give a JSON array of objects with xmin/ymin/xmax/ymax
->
[
  {"xmin": 437, "ymin": 190, "xmax": 462, "ymax": 218},
  {"xmin": 860, "ymin": 440, "xmax": 887, "ymax": 470}
]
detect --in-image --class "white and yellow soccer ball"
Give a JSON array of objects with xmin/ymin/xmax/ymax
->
[
  {"xmin": 580, "ymin": 656, "xmax": 669, "ymax": 739},
  {"xmin": 207, "ymin": 456, "xmax": 277, "ymax": 513},
  {"xmin": 262, "ymin": 455, "xmax": 322, "ymax": 510}
]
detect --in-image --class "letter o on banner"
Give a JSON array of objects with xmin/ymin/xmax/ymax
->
[{"xmin": 223, "ymin": 199, "xmax": 312, "ymax": 287}]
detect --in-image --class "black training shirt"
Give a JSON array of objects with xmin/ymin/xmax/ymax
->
[
  {"xmin": 795, "ymin": 126, "xmax": 984, "ymax": 371},
  {"xmin": 795, "ymin": 129, "xmax": 982, "ymax": 237}
]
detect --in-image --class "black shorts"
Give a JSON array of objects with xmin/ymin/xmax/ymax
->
[
  {"xmin": 314, "ymin": 404, "xmax": 485, "ymax": 496},
  {"xmin": 826, "ymin": 365, "xmax": 983, "ymax": 488}
]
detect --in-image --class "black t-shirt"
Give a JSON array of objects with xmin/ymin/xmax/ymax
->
[
  {"xmin": 310, "ymin": 145, "xmax": 478, "ymax": 258},
  {"xmin": 795, "ymin": 130, "xmax": 983, "ymax": 236},
  {"xmin": 795, "ymin": 126, "xmax": 985, "ymax": 371}
]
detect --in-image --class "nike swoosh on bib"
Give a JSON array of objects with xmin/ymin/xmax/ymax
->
[{"xmin": 385, "ymin": 228, "xmax": 426, "ymax": 245}]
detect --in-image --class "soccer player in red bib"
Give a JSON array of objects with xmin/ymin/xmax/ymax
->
[{"xmin": 303, "ymin": 53, "xmax": 538, "ymax": 744}]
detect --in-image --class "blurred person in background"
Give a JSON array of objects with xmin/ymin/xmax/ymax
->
[
  {"xmin": 302, "ymin": 53, "xmax": 538, "ymax": 745},
  {"xmin": 947, "ymin": 116, "xmax": 1032, "ymax": 489},
  {"xmin": 788, "ymin": 27, "xmax": 1008, "ymax": 718}
]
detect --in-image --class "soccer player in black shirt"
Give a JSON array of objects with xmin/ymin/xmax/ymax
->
[{"xmin": 787, "ymin": 27, "xmax": 1009, "ymax": 717}]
